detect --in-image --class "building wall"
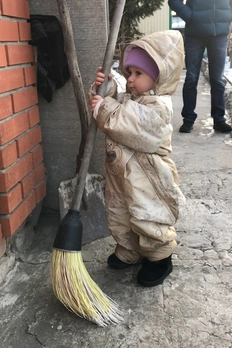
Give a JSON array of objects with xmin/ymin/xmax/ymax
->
[
  {"xmin": 0, "ymin": 0, "xmax": 109, "ymax": 278},
  {"xmin": 0, "ymin": 0, "xmax": 46, "ymax": 250},
  {"xmin": 138, "ymin": 1, "xmax": 170, "ymax": 35},
  {"xmin": 28, "ymin": 0, "xmax": 108, "ymax": 210}
]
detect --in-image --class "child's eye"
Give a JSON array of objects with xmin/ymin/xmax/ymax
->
[{"xmin": 136, "ymin": 71, "xmax": 141, "ymax": 76}]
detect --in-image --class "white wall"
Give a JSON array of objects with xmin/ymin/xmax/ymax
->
[{"xmin": 138, "ymin": 1, "xmax": 170, "ymax": 35}]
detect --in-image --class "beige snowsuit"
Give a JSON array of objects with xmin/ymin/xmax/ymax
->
[{"xmin": 94, "ymin": 30, "xmax": 185, "ymax": 262}]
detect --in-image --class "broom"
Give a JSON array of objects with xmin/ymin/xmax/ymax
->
[{"xmin": 51, "ymin": 0, "xmax": 126, "ymax": 327}]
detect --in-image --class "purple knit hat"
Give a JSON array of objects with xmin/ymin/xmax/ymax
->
[{"xmin": 123, "ymin": 47, "xmax": 159, "ymax": 81}]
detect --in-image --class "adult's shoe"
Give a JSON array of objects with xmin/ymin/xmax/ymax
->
[
  {"xmin": 179, "ymin": 120, "xmax": 194, "ymax": 133},
  {"xmin": 213, "ymin": 121, "xmax": 232, "ymax": 133}
]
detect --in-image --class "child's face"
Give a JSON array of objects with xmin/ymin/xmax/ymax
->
[{"xmin": 126, "ymin": 66, "xmax": 156, "ymax": 95}]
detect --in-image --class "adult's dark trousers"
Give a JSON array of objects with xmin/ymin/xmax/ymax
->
[{"xmin": 182, "ymin": 35, "xmax": 228, "ymax": 123}]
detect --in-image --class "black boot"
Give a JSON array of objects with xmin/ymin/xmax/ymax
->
[
  {"xmin": 137, "ymin": 255, "xmax": 173, "ymax": 287},
  {"xmin": 107, "ymin": 253, "xmax": 136, "ymax": 270},
  {"xmin": 179, "ymin": 120, "xmax": 194, "ymax": 133},
  {"xmin": 213, "ymin": 121, "xmax": 232, "ymax": 133}
]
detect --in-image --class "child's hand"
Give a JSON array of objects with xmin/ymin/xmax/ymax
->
[
  {"xmin": 91, "ymin": 95, "xmax": 103, "ymax": 114},
  {"xmin": 95, "ymin": 66, "xmax": 112, "ymax": 86}
]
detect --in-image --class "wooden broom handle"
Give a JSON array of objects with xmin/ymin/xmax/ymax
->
[
  {"xmin": 57, "ymin": 0, "xmax": 89, "ymax": 168},
  {"xmin": 70, "ymin": 0, "xmax": 126, "ymax": 211}
]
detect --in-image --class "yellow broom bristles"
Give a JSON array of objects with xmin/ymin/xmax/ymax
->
[{"xmin": 51, "ymin": 249, "xmax": 123, "ymax": 327}]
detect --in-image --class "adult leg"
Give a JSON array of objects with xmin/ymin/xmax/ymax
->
[
  {"xmin": 207, "ymin": 35, "xmax": 231, "ymax": 132},
  {"xmin": 180, "ymin": 37, "xmax": 205, "ymax": 132}
]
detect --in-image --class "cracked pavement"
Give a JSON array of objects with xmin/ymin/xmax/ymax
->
[{"xmin": 0, "ymin": 71, "xmax": 232, "ymax": 348}]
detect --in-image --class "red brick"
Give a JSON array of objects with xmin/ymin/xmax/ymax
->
[
  {"xmin": 35, "ymin": 180, "xmax": 46, "ymax": 204},
  {"xmin": 0, "ymin": 184, "xmax": 22, "ymax": 214},
  {"xmin": 6, "ymin": 44, "xmax": 34, "ymax": 66},
  {"xmin": 16, "ymin": 126, "xmax": 42, "ymax": 157},
  {"xmin": 12, "ymin": 87, "xmax": 38, "ymax": 113},
  {"xmin": 0, "ymin": 95, "xmax": 13, "ymax": 121},
  {"xmin": 0, "ymin": 46, "xmax": 7, "ymax": 67},
  {"xmin": 28, "ymin": 107, "xmax": 40, "ymax": 127},
  {"xmin": 0, "ymin": 141, "xmax": 18, "ymax": 169},
  {"xmin": 20, "ymin": 163, "xmax": 45, "ymax": 197},
  {"xmin": 1, "ymin": 191, "xmax": 36, "ymax": 237},
  {"xmin": 18, "ymin": 22, "xmax": 31, "ymax": 41},
  {"xmin": 31, "ymin": 145, "xmax": 43, "ymax": 168},
  {"xmin": 0, "ymin": 20, "xmax": 19, "ymax": 42},
  {"xmin": 24, "ymin": 65, "xmax": 36, "ymax": 86},
  {"xmin": 0, "ymin": 112, "xmax": 29, "ymax": 146},
  {"xmin": 0, "ymin": 68, "xmax": 24, "ymax": 94},
  {"xmin": 1, "ymin": 0, "xmax": 30, "ymax": 19},
  {"xmin": 0, "ymin": 153, "xmax": 33, "ymax": 192}
]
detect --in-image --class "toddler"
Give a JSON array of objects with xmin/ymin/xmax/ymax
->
[{"xmin": 89, "ymin": 30, "xmax": 185, "ymax": 287}]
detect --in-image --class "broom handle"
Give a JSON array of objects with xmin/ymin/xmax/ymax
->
[
  {"xmin": 71, "ymin": 0, "xmax": 126, "ymax": 211},
  {"xmin": 56, "ymin": 0, "xmax": 89, "ymax": 165}
]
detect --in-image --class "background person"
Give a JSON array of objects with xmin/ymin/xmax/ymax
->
[{"xmin": 168, "ymin": 0, "xmax": 232, "ymax": 133}]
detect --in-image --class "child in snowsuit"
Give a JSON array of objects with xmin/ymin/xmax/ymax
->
[{"xmin": 89, "ymin": 30, "xmax": 185, "ymax": 287}]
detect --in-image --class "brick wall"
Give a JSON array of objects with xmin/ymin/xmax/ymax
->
[{"xmin": 0, "ymin": 0, "xmax": 46, "ymax": 245}]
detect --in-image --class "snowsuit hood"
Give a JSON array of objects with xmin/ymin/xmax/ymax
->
[{"xmin": 121, "ymin": 30, "xmax": 184, "ymax": 96}]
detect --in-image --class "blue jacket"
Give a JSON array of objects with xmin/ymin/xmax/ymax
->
[{"xmin": 168, "ymin": 0, "xmax": 232, "ymax": 37}]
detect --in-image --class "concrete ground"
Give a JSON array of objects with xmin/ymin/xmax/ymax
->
[{"xmin": 1, "ymin": 71, "xmax": 232, "ymax": 348}]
